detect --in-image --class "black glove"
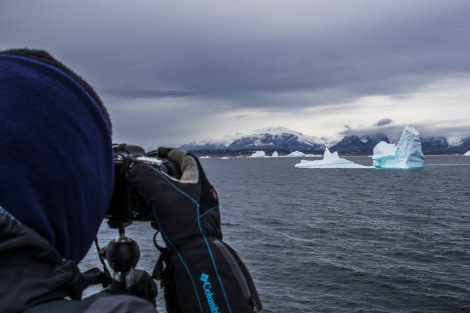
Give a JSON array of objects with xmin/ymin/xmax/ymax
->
[{"xmin": 129, "ymin": 148, "xmax": 262, "ymax": 313}]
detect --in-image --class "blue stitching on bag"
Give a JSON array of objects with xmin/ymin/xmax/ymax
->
[{"xmin": 199, "ymin": 205, "xmax": 218, "ymax": 219}]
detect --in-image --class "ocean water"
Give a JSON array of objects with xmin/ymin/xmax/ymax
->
[{"xmin": 81, "ymin": 155, "xmax": 470, "ymax": 312}]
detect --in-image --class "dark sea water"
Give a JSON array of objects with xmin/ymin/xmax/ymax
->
[{"xmin": 81, "ymin": 155, "xmax": 470, "ymax": 312}]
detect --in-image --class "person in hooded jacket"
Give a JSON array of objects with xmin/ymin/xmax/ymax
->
[{"xmin": 0, "ymin": 48, "xmax": 262, "ymax": 313}]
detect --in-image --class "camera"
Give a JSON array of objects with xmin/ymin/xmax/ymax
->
[
  {"xmin": 105, "ymin": 143, "xmax": 179, "ymax": 228},
  {"xmin": 101, "ymin": 143, "xmax": 178, "ymax": 296}
]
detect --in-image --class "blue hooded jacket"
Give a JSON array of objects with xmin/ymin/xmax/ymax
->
[{"xmin": 0, "ymin": 53, "xmax": 114, "ymax": 263}]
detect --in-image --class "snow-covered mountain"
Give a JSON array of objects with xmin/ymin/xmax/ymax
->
[
  {"xmin": 420, "ymin": 136, "xmax": 470, "ymax": 153},
  {"xmin": 328, "ymin": 134, "xmax": 470, "ymax": 153},
  {"xmin": 329, "ymin": 133, "xmax": 390, "ymax": 154},
  {"xmin": 179, "ymin": 126, "xmax": 470, "ymax": 154},
  {"xmin": 180, "ymin": 126, "xmax": 325, "ymax": 152}
]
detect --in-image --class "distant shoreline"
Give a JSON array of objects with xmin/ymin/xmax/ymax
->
[{"xmin": 190, "ymin": 149, "xmax": 468, "ymax": 158}]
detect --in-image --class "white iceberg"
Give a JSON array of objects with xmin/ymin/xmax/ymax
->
[
  {"xmin": 272, "ymin": 151, "xmax": 279, "ymax": 157},
  {"xmin": 294, "ymin": 148, "xmax": 371, "ymax": 169},
  {"xmin": 464, "ymin": 150, "xmax": 470, "ymax": 156},
  {"xmin": 372, "ymin": 125, "xmax": 425, "ymax": 169},
  {"xmin": 250, "ymin": 151, "xmax": 266, "ymax": 158},
  {"xmin": 304, "ymin": 153, "xmax": 322, "ymax": 158},
  {"xmin": 284, "ymin": 151, "xmax": 321, "ymax": 158},
  {"xmin": 286, "ymin": 151, "xmax": 306, "ymax": 157}
]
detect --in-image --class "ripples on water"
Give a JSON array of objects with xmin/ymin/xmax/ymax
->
[{"xmin": 81, "ymin": 156, "xmax": 470, "ymax": 312}]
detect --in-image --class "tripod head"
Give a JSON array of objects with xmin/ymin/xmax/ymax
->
[{"xmin": 102, "ymin": 224, "xmax": 140, "ymax": 291}]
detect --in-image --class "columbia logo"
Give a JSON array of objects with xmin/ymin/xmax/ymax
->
[
  {"xmin": 200, "ymin": 273, "xmax": 220, "ymax": 313},
  {"xmin": 200, "ymin": 273, "xmax": 210, "ymax": 282}
]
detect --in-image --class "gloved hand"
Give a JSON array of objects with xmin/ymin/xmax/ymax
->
[
  {"xmin": 128, "ymin": 148, "xmax": 262, "ymax": 313},
  {"xmin": 129, "ymin": 147, "xmax": 222, "ymax": 246}
]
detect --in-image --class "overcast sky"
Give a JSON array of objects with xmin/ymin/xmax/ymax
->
[{"xmin": 2, "ymin": 0, "xmax": 470, "ymax": 148}]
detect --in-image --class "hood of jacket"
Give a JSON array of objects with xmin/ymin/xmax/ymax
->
[
  {"xmin": 0, "ymin": 53, "xmax": 114, "ymax": 262},
  {"xmin": 0, "ymin": 208, "xmax": 92, "ymax": 312}
]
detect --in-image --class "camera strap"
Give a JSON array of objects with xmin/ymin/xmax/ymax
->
[{"xmin": 151, "ymin": 232, "xmax": 181, "ymax": 313}]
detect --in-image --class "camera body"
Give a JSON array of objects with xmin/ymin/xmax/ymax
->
[{"xmin": 106, "ymin": 144, "xmax": 177, "ymax": 228}]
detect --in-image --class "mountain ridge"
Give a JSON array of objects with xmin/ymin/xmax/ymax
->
[{"xmin": 178, "ymin": 126, "xmax": 470, "ymax": 156}]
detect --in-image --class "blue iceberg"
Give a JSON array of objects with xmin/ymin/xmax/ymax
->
[{"xmin": 372, "ymin": 125, "xmax": 425, "ymax": 169}]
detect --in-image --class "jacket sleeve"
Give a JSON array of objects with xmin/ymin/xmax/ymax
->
[
  {"xmin": 85, "ymin": 294, "xmax": 158, "ymax": 313},
  {"xmin": 25, "ymin": 294, "xmax": 158, "ymax": 313}
]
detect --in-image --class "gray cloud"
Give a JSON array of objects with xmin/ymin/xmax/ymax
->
[
  {"xmin": 101, "ymin": 89, "xmax": 199, "ymax": 99},
  {"xmin": 2, "ymin": 0, "xmax": 470, "ymax": 146},
  {"xmin": 374, "ymin": 119, "xmax": 393, "ymax": 127}
]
